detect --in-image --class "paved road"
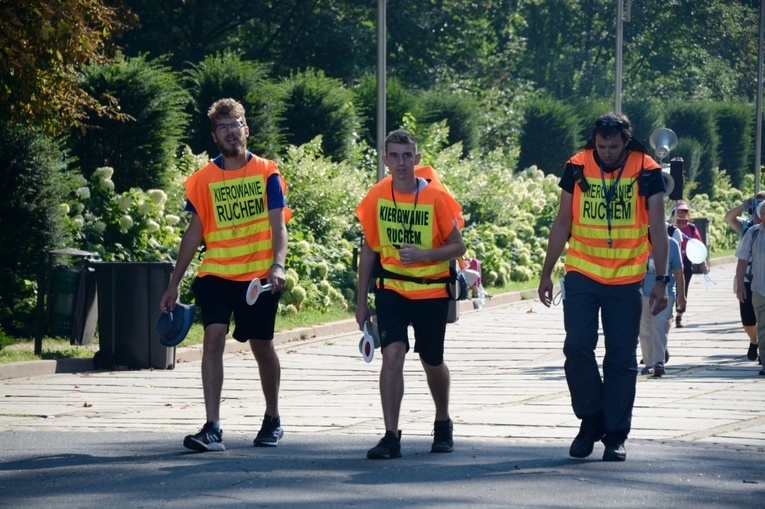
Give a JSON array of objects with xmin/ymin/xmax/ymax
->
[{"xmin": 1, "ymin": 260, "xmax": 763, "ymax": 508}]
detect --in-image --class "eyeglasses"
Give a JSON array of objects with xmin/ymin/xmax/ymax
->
[
  {"xmin": 594, "ymin": 118, "xmax": 625, "ymax": 128},
  {"xmin": 214, "ymin": 121, "xmax": 245, "ymax": 133}
]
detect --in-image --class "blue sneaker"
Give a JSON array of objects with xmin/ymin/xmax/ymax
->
[
  {"xmin": 641, "ymin": 367, "xmax": 653, "ymax": 376},
  {"xmin": 254, "ymin": 415, "xmax": 284, "ymax": 447},
  {"xmin": 183, "ymin": 422, "xmax": 225, "ymax": 452}
]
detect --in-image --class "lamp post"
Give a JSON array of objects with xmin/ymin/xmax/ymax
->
[
  {"xmin": 755, "ymin": 0, "xmax": 764, "ymax": 194},
  {"xmin": 376, "ymin": 0, "xmax": 386, "ymax": 182},
  {"xmin": 614, "ymin": 0, "xmax": 631, "ymax": 114}
]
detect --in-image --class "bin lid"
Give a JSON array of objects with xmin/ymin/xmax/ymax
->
[{"xmin": 50, "ymin": 248, "xmax": 99, "ymax": 258}]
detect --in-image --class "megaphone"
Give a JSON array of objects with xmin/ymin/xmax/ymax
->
[{"xmin": 649, "ymin": 128, "xmax": 678, "ymax": 161}]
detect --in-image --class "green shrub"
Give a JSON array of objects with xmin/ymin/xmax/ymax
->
[
  {"xmin": 711, "ymin": 101, "xmax": 753, "ymax": 188},
  {"xmin": 280, "ymin": 69, "xmax": 360, "ymax": 161},
  {"xmin": 517, "ymin": 96, "xmax": 581, "ymax": 175},
  {"xmin": 185, "ymin": 51, "xmax": 284, "ymax": 159},
  {"xmin": 665, "ymin": 101, "xmax": 719, "ymax": 197},
  {"xmin": 416, "ymin": 86, "xmax": 481, "ymax": 156},
  {"xmin": 69, "ymin": 54, "xmax": 190, "ymax": 193},
  {"xmin": 354, "ymin": 73, "xmax": 419, "ymax": 147},
  {"xmin": 0, "ymin": 125, "xmax": 70, "ymax": 336}
]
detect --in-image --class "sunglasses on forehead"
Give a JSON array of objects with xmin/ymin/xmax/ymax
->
[{"xmin": 594, "ymin": 118, "xmax": 626, "ymax": 129}]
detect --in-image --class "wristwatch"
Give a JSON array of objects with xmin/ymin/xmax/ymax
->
[{"xmin": 655, "ymin": 274, "xmax": 671, "ymax": 284}]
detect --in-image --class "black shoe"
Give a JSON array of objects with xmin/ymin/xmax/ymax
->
[
  {"xmin": 665, "ymin": 349, "xmax": 670, "ymax": 364},
  {"xmin": 603, "ymin": 442, "xmax": 627, "ymax": 461},
  {"xmin": 675, "ymin": 316, "xmax": 683, "ymax": 328},
  {"xmin": 569, "ymin": 419, "xmax": 604, "ymax": 459},
  {"xmin": 367, "ymin": 430, "xmax": 402, "ymax": 459},
  {"xmin": 759, "ymin": 368, "xmax": 765, "ymax": 376},
  {"xmin": 747, "ymin": 343, "xmax": 758, "ymax": 361},
  {"xmin": 431, "ymin": 419, "xmax": 454, "ymax": 453},
  {"xmin": 184, "ymin": 422, "xmax": 225, "ymax": 452},
  {"xmin": 254, "ymin": 415, "xmax": 283, "ymax": 447},
  {"xmin": 653, "ymin": 362, "xmax": 665, "ymax": 377}
]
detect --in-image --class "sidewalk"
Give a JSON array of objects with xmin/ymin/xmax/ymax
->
[{"xmin": 0, "ymin": 259, "xmax": 762, "ymax": 508}]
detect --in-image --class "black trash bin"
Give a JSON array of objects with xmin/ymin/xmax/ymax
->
[
  {"xmin": 92, "ymin": 262, "xmax": 176, "ymax": 370},
  {"xmin": 691, "ymin": 217, "xmax": 710, "ymax": 274},
  {"xmin": 49, "ymin": 265, "xmax": 99, "ymax": 346}
]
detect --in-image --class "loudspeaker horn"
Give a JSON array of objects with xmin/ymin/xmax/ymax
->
[{"xmin": 649, "ymin": 128, "xmax": 678, "ymax": 161}]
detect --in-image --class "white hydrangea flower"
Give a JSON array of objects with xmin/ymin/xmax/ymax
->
[
  {"xmin": 93, "ymin": 167, "xmax": 114, "ymax": 179},
  {"xmin": 72, "ymin": 216, "xmax": 84, "ymax": 229},
  {"xmin": 148, "ymin": 189, "xmax": 167, "ymax": 206},
  {"xmin": 58, "ymin": 203, "xmax": 70, "ymax": 215},
  {"xmin": 165, "ymin": 214, "xmax": 180, "ymax": 226},
  {"xmin": 84, "ymin": 212, "xmax": 95, "ymax": 222},
  {"xmin": 75, "ymin": 203, "xmax": 85, "ymax": 213},
  {"xmin": 99, "ymin": 178, "xmax": 115, "ymax": 191},
  {"xmin": 93, "ymin": 221, "xmax": 107, "ymax": 233},
  {"xmin": 138, "ymin": 201, "xmax": 154, "ymax": 216},
  {"xmin": 119, "ymin": 215, "xmax": 134, "ymax": 230},
  {"xmin": 117, "ymin": 195, "xmax": 132, "ymax": 211},
  {"xmin": 75, "ymin": 187, "xmax": 90, "ymax": 199},
  {"xmin": 163, "ymin": 226, "xmax": 175, "ymax": 235},
  {"xmin": 74, "ymin": 174, "xmax": 88, "ymax": 186},
  {"xmin": 146, "ymin": 220, "xmax": 160, "ymax": 233}
]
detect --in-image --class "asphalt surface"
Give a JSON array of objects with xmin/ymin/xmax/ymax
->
[{"xmin": 1, "ymin": 259, "xmax": 763, "ymax": 508}]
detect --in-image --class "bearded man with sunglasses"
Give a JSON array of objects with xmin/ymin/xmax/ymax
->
[{"xmin": 538, "ymin": 112, "xmax": 668, "ymax": 462}]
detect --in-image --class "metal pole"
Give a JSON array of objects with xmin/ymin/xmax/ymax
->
[
  {"xmin": 615, "ymin": 0, "xmax": 623, "ymax": 113},
  {"xmin": 755, "ymin": 0, "xmax": 764, "ymax": 194},
  {"xmin": 376, "ymin": 0, "xmax": 387, "ymax": 182}
]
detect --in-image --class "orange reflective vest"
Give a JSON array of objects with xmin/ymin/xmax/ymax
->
[
  {"xmin": 185, "ymin": 155, "xmax": 291, "ymax": 282},
  {"xmin": 414, "ymin": 165, "xmax": 464, "ymax": 229},
  {"xmin": 565, "ymin": 149, "xmax": 660, "ymax": 285},
  {"xmin": 356, "ymin": 176, "xmax": 462, "ymax": 299}
]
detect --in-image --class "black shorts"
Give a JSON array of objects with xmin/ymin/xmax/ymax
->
[
  {"xmin": 740, "ymin": 281, "xmax": 756, "ymax": 327},
  {"xmin": 191, "ymin": 275, "xmax": 280, "ymax": 342},
  {"xmin": 374, "ymin": 288, "xmax": 449, "ymax": 366}
]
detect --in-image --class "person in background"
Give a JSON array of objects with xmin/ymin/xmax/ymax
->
[
  {"xmin": 538, "ymin": 112, "xmax": 668, "ymax": 462},
  {"xmin": 671, "ymin": 200, "xmax": 708, "ymax": 328},
  {"xmin": 735, "ymin": 201, "xmax": 765, "ymax": 376},
  {"xmin": 160, "ymin": 98, "xmax": 290, "ymax": 452},
  {"xmin": 725, "ymin": 192, "xmax": 765, "ymax": 361},
  {"xmin": 639, "ymin": 229, "xmax": 685, "ymax": 377}
]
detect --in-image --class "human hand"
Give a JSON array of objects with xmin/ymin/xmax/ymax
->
[
  {"xmin": 267, "ymin": 264, "xmax": 286, "ymax": 292},
  {"xmin": 398, "ymin": 243, "xmax": 423, "ymax": 265},
  {"xmin": 538, "ymin": 276, "xmax": 554, "ymax": 308}
]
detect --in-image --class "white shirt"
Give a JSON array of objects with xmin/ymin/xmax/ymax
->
[{"xmin": 735, "ymin": 224, "xmax": 765, "ymax": 295}]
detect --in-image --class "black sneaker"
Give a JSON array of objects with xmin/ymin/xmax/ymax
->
[
  {"xmin": 653, "ymin": 362, "xmax": 665, "ymax": 377},
  {"xmin": 183, "ymin": 422, "xmax": 225, "ymax": 452},
  {"xmin": 665, "ymin": 348, "xmax": 670, "ymax": 364},
  {"xmin": 569, "ymin": 419, "xmax": 604, "ymax": 459},
  {"xmin": 747, "ymin": 343, "xmax": 758, "ymax": 361},
  {"xmin": 759, "ymin": 368, "xmax": 765, "ymax": 376},
  {"xmin": 367, "ymin": 430, "xmax": 402, "ymax": 459},
  {"xmin": 431, "ymin": 418, "xmax": 454, "ymax": 453},
  {"xmin": 603, "ymin": 442, "xmax": 627, "ymax": 461},
  {"xmin": 254, "ymin": 415, "xmax": 284, "ymax": 447}
]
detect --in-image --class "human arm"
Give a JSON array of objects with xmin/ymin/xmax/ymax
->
[
  {"xmin": 355, "ymin": 241, "xmax": 376, "ymax": 330},
  {"xmin": 735, "ymin": 258, "xmax": 748, "ymax": 303},
  {"xmin": 647, "ymin": 193, "xmax": 669, "ymax": 316},
  {"xmin": 538, "ymin": 190, "xmax": 573, "ymax": 307},
  {"xmin": 673, "ymin": 267, "xmax": 686, "ymax": 311},
  {"xmin": 397, "ymin": 225, "xmax": 466, "ymax": 265},
  {"xmin": 159, "ymin": 213, "xmax": 203, "ymax": 312},
  {"xmin": 267, "ymin": 207, "xmax": 288, "ymax": 292},
  {"xmin": 725, "ymin": 201, "xmax": 747, "ymax": 234}
]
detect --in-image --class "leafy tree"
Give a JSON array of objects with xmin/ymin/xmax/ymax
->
[
  {"xmin": 354, "ymin": 73, "xmax": 420, "ymax": 147},
  {"xmin": 0, "ymin": 124, "xmax": 70, "ymax": 336},
  {"xmin": 185, "ymin": 52, "xmax": 284, "ymax": 159},
  {"xmin": 0, "ymin": 0, "xmax": 131, "ymax": 135},
  {"xmin": 417, "ymin": 86, "xmax": 481, "ymax": 156},
  {"xmin": 67, "ymin": 55, "xmax": 190, "ymax": 192}
]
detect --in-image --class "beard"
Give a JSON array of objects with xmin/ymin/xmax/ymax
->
[{"xmin": 215, "ymin": 133, "xmax": 246, "ymax": 158}]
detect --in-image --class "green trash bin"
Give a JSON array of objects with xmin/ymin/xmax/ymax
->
[{"xmin": 92, "ymin": 262, "xmax": 176, "ymax": 370}]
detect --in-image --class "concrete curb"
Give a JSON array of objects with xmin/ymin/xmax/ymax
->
[
  {"xmin": 1, "ymin": 255, "xmax": 734, "ymax": 380},
  {"xmin": 0, "ymin": 284, "xmax": 534, "ymax": 380}
]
